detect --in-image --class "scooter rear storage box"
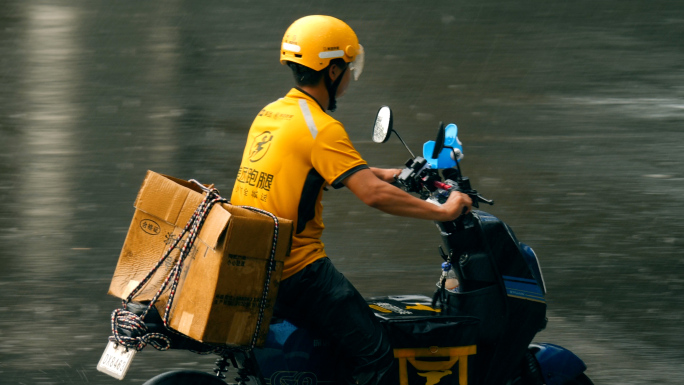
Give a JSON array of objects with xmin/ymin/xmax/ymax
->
[
  {"xmin": 367, "ymin": 295, "xmax": 480, "ymax": 385},
  {"xmin": 108, "ymin": 170, "xmax": 293, "ymax": 347}
]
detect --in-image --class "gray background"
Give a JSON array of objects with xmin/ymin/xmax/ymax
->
[{"xmin": 1, "ymin": 0, "xmax": 683, "ymax": 383}]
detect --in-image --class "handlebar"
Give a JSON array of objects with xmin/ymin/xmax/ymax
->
[
  {"xmin": 430, "ymin": 179, "xmax": 494, "ymax": 208},
  {"xmin": 395, "ymin": 156, "xmax": 494, "ymax": 209}
]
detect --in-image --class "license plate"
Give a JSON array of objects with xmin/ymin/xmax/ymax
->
[{"xmin": 96, "ymin": 340, "xmax": 137, "ymax": 380}]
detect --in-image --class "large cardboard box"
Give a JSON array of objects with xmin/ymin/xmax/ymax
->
[{"xmin": 108, "ymin": 170, "xmax": 293, "ymax": 347}]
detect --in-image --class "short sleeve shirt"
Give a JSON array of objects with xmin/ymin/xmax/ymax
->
[{"xmin": 231, "ymin": 88, "xmax": 368, "ymax": 279}]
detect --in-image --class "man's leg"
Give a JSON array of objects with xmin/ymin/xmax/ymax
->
[{"xmin": 274, "ymin": 258, "xmax": 397, "ymax": 385}]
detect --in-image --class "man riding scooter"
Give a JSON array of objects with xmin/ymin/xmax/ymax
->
[{"xmin": 230, "ymin": 15, "xmax": 472, "ymax": 385}]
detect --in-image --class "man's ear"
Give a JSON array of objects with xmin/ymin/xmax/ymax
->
[{"xmin": 328, "ymin": 64, "xmax": 341, "ymax": 81}]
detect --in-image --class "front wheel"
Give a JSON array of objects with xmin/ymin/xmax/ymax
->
[
  {"xmin": 563, "ymin": 373, "xmax": 594, "ymax": 385},
  {"xmin": 142, "ymin": 370, "xmax": 227, "ymax": 385}
]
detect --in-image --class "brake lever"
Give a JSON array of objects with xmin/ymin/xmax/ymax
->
[{"xmin": 477, "ymin": 194, "xmax": 494, "ymax": 206}]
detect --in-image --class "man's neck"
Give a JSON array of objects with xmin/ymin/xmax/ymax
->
[{"xmin": 298, "ymin": 84, "xmax": 329, "ymax": 111}]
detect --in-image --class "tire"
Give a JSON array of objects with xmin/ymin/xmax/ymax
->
[
  {"xmin": 142, "ymin": 370, "xmax": 227, "ymax": 385},
  {"xmin": 563, "ymin": 373, "xmax": 594, "ymax": 385}
]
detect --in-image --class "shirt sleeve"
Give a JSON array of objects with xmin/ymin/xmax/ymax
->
[{"xmin": 311, "ymin": 121, "xmax": 369, "ymax": 189}]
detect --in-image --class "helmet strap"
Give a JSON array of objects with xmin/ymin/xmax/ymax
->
[{"xmin": 324, "ymin": 65, "xmax": 347, "ymax": 112}]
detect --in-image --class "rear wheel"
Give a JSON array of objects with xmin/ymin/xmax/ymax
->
[{"xmin": 142, "ymin": 370, "xmax": 227, "ymax": 385}]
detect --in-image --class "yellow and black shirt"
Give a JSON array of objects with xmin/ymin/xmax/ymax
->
[{"xmin": 231, "ymin": 88, "xmax": 368, "ymax": 279}]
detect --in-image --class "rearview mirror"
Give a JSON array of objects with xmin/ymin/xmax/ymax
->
[
  {"xmin": 372, "ymin": 106, "xmax": 393, "ymax": 143},
  {"xmin": 431, "ymin": 122, "xmax": 445, "ymax": 159}
]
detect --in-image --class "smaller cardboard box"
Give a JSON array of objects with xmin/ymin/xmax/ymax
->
[{"xmin": 108, "ymin": 171, "xmax": 292, "ymax": 347}]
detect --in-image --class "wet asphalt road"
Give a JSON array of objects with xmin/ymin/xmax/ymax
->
[{"xmin": 1, "ymin": 1, "xmax": 683, "ymax": 384}]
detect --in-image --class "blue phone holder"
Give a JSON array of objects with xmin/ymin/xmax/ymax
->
[{"xmin": 423, "ymin": 123, "xmax": 463, "ymax": 169}]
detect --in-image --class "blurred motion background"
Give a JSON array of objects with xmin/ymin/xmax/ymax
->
[{"xmin": 1, "ymin": 0, "xmax": 683, "ymax": 383}]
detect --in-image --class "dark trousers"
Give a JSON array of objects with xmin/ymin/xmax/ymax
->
[{"xmin": 273, "ymin": 257, "xmax": 397, "ymax": 385}]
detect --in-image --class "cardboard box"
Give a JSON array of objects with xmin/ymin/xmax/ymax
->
[{"xmin": 108, "ymin": 171, "xmax": 293, "ymax": 347}]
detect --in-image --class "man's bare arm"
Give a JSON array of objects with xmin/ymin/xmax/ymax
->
[{"xmin": 344, "ymin": 168, "xmax": 472, "ymax": 222}]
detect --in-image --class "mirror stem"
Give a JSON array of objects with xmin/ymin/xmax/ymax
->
[
  {"xmin": 454, "ymin": 158, "xmax": 463, "ymax": 181},
  {"xmin": 394, "ymin": 131, "xmax": 416, "ymax": 158}
]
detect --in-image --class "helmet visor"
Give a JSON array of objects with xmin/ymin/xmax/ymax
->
[{"xmin": 349, "ymin": 44, "xmax": 365, "ymax": 81}]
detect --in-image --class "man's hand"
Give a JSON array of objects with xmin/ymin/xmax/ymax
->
[
  {"xmin": 439, "ymin": 191, "xmax": 473, "ymax": 222},
  {"xmin": 370, "ymin": 167, "xmax": 402, "ymax": 183}
]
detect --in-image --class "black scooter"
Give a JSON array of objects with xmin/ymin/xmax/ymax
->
[{"xmin": 107, "ymin": 106, "xmax": 593, "ymax": 385}]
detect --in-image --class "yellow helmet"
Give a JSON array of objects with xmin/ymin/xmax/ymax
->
[{"xmin": 281, "ymin": 15, "xmax": 365, "ymax": 80}]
